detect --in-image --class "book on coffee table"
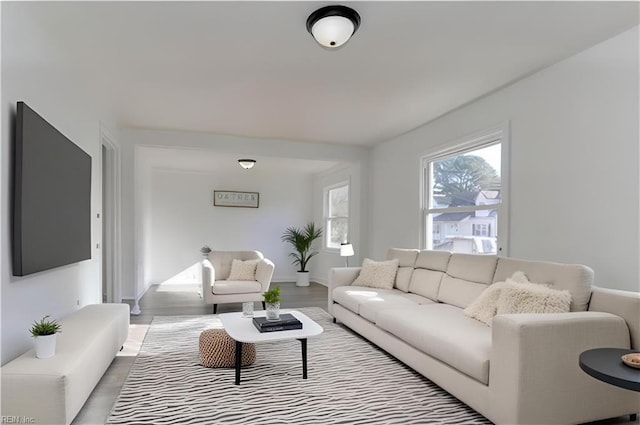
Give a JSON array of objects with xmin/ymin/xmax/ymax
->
[{"xmin": 253, "ymin": 314, "xmax": 303, "ymax": 333}]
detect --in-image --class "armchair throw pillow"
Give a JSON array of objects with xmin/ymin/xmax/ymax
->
[
  {"xmin": 351, "ymin": 258, "xmax": 399, "ymax": 290},
  {"xmin": 227, "ymin": 259, "xmax": 260, "ymax": 281}
]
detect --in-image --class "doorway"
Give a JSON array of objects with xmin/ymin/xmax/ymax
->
[{"xmin": 101, "ymin": 128, "xmax": 121, "ymax": 303}]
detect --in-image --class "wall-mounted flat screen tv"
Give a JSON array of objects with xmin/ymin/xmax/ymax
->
[{"xmin": 13, "ymin": 101, "xmax": 92, "ymax": 276}]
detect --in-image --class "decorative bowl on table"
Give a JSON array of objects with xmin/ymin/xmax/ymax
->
[{"xmin": 621, "ymin": 353, "xmax": 640, "ymax": 369}]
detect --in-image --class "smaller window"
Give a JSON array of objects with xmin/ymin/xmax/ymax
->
[{"xmin": 325, "ymin": 183, "xmax": 349, "ymax": 249}]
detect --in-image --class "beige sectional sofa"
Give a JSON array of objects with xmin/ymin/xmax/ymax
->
[{"xmin": 328, "ymin": 249, "xmax": 640, "ymax": 425}]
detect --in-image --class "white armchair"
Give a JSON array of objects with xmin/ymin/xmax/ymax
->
[{"xmin": 201, "ymin": 250, "xmax": 275, "ymax": 314}]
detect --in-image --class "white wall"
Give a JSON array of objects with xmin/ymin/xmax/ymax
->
[
  {"xmin": 1, "ymin": 3, "xmax": 118, "ymax": 363},
  {"xmin": 370, "ymin": 26, "xmax": 639, "ymax": 291},
  {"xmin": 149, "ymin": 167, "xmax": 313, "ymax": 285},
  {"xmin": 120, "ymin": 129, "xmax": 370, "ymax": 300}
]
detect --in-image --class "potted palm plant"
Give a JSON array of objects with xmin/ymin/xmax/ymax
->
[
  {"xmin": 281, "ymin": 222, "xmax": 323, "ymax": 287},
  {"xmin": 29, "ymin": 315, "xmax": 61, "ymax": 359},
  {"xmin": 262, "ymin": 286, "xmax": 281, "ymax": 321}
]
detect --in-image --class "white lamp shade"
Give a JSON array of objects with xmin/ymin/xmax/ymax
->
[
  {"xmin": 340, "ymin": 243, "xmax": 354, "ymax": 257},
  {"xmin": 311, "ymin": 16, "xmax": 355, "ymax": 48}
]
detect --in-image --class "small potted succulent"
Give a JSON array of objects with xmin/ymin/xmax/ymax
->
[
  {"xmin": 29, "ymin": 315, "xmax": 61, "ymax": 359},
  {"xmin": 262, "ymin": 286, "xmax": 281, "ymax": 321}
]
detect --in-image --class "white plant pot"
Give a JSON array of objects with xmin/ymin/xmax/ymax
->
[
  {"xmin": 296, "ymin": 271, "xmax": 310, "ymax": 287},
  {"xmin": 34, "ymin": 334, "xmax": 57, "ymax": 359}
]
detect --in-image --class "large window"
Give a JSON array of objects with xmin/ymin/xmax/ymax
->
[
  {"xmin": 422, "ymin": 127, "xmax": 508, "ymax": 255},
  {"xmin": 325, "ymin": 183, "xmax": 349, "ymax": 249}
]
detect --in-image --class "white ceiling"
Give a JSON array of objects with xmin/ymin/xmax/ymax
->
[
  {"xmin": 4, "ymin": 1, "xmax": 639, "ymax": 147},
  {"xmin": 139, "ymin": 146, "xmax": 340, "ymax": 175}
]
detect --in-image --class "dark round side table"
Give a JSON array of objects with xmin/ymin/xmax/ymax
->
[{"xmin": 579, "ymin": 348, "xmax": 640, "ymax": 392}]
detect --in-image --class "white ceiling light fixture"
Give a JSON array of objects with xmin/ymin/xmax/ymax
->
[
  {"xmin": 306, "ymin": 5, "xmax": 361, "ymax": 49},
  {"xmin": 238, "ymin": 159, "xmax": 256, "ymax": 169}
]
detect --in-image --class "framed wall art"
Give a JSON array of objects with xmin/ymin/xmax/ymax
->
[{"xmin": 213, "ymin": 191, "xmax": 259, "ymax": 208}]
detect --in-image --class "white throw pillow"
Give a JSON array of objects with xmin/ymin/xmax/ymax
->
[
  {"xmin": 464, "ymin": 271, "xmax": 547, "ymax": 325},
  {"xmin": 463, "ymin": 281, "xmax": 509, "ymax": 325},
  {"xmin": 227, "ymin": 259, "xmax": 260, "ymax": 281},
  {"xmin": 352, "ymin": 258, "xmax": 400, "ymax": 290},
  {"xmin": 496, "ymin": 284, "xmax": 572, "ymax": 315}
]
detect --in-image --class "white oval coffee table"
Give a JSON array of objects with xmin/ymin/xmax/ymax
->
[{"xmin": 219, "ymin": 310, "xmax": 323, "ymax": 385}]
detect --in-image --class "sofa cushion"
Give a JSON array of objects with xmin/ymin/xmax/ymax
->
[
  {"xmin": 437, "ymin": 254, "xmax": 498, "ymax": 308},
  {"xmin": 387, "ymin": 249, "xmax": 419, "ymax": 291},
  {"xmin": 387, "ymin": 248, "xmax": 419, "ymax": 267},
  {"xmin": 211, "ymin": 280, "xmax": 261, "ymax": 295},
  {"xmin": 332, "ymin": 286, "xmax": 434, "ymax": 319},
  {"xmin": 446, "ymin": 253, "xmax": 498, "ymax": 284},
  {"xmin": 394, "ymin": 267, "xmax": 415, "ymax": 292},
  {"xmin": 352, "ymin": 258, "xmax": 399, "ymax": 289},
  {"xmin": 332, "ymin": 286, "xmax": 382, "ymax": 314},
  {"xmin": 437, "ymin": 275, "xmax": 488, "ymax": 309},
  {"xmin": 358, "ymin": 292, "xmax": 433, "ymax": 323},
  {"xmin": 408, "ymin": 269, "xmax": 445, "ymax": 301},
  {"xmin": 227, "ymin": 259, "xmax": 260, "ymax": 281},
  {"xmin": 415, "ymin": 250, "xmax": 451, "ymax": 271},
  {"xmin": 493, "ymin": 257, "xmax": 593, "ymax": 311},
  {"xmin": 376, "ymin": 304, "xmax": 492, "ymax": 384},
  {"xmin": 401, "ymin": 292, "xmax": 437, "ymax": 305}
]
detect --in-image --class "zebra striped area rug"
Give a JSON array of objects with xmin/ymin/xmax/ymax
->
[{"xmin": 107, "ymin": 307, "xmax": 491, "ymax": 424}]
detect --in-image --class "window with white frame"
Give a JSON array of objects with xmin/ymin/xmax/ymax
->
[
  {"xmin": 325, "ymin": 183, "xmax": 349, "ymax": 249},
  {"xmin": 421, "ymin": 127, "xmax": 508, "ymax": 255}
]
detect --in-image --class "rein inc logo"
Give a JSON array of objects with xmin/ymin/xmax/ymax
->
[{"xmin": 1, "ymin": 417, "xmax": 35, "ymax": 424}]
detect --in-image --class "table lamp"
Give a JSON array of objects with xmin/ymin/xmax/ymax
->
[{"xmin": 340, "ymin": 242, "xmax": 354, "ymax": 267}]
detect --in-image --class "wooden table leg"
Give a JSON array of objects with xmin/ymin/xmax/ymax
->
[
  {"xmin": 299, "ymin": 338, "xmax": 308, "ymax": 379},
  {"xmin": 235, "ymin": 340, "xmax": 242, "ymax": 385}
]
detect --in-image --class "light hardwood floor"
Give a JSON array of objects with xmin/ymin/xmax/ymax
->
[
  {"xmin": 71, "ymin": 281, "xmax": 328, "ymax": 425},
  {"xmin": 72, "ymin": 281, "xmax": 637, "ymax": 425}
]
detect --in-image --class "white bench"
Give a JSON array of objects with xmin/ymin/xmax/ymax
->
[{"xmin": 1, "ymin": 303, "xmax": 130, "ymax": 425}]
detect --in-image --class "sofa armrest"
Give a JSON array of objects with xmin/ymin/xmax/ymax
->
[
  {"xmin": 589, "ymin": 286, "xmax": 640, "ymax": 350},
  {"xmin": 329, "ymin": 267, "xmax": 361, "ymax": 289},
  {"xmin": 256, "ymin": 258, "xmax": 275, "ymax": 292},
  {"xmin": 201, "ymin": 259, "xmax": 215, "ymax": 304},
  {"xmin": 489, "ymin": 312, "xmax": 633, "ymax": 425},
  {"xmin": 328, "ymin": 267, "xmax": 361, "ymax": 315}
]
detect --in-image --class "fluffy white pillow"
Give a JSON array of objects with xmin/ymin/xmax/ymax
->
[
  {"xmin": 464, "ymin": 271, "xmax": 571, "ymax": 326},
  {"xmin": 496, "ymin": 285, "xmax": 571, "ymax": 315},
  {"xmin": 227, "ymin": 259, "xmax": 260, "ymax": 281},
  {"xmin": 352, "ymin": 258, "xmax": 400, "ymax": 290},
  {"xmin": 463, "ymin": 281, "xmax": 509, "ymax": 325}
]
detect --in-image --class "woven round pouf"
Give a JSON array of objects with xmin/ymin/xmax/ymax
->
[{"xmin": 198, "ymin": 328, "xmax": 256, "ymax": 368}]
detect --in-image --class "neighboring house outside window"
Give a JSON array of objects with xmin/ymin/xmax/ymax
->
[
  {"xmin": 325, "ymin": 183, "xmax": 349, "ymax": 249},
  {"xmin": 421, "ymin": 126, "xmax": 508, "ymax": 255}
]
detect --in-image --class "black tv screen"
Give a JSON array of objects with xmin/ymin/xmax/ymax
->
[{"xmin": 13, "ymin": 101, "xmax": 92, "ymax": 276}]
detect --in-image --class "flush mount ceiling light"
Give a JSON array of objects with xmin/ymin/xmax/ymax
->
[
  {"xmin": 238, "ymin": 159, "xmax": 256, "ymax": 169},
  {"xmin": 306, "ymin": 5, "xmax": 361, "ymax": 49}
]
